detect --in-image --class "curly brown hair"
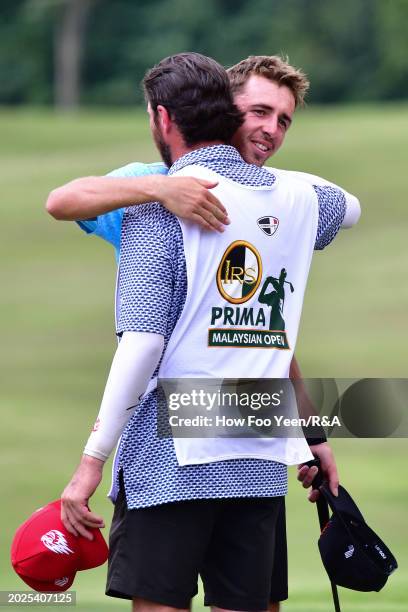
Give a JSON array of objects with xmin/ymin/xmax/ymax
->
[{"xmin": 228, "ymin": 55, "xmax": 309, "ymax": 107}]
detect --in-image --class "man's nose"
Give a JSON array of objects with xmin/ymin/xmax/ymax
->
[{"xmin": 262, "ymin": 115, "xmax": 278, "ymax": 138}]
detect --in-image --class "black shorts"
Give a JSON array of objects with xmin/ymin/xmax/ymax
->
[{"xmin": 106, "ymin": 473, "xmax": 288, "ymax": 610}]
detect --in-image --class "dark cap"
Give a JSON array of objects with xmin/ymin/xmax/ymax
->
[{"xmin": 318, "ymin": 484, "xmax": 397, "ymax": 592}]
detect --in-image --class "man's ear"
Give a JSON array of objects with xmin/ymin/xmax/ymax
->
[{"xmin": 156, "ymin": 105, "xmax": 172, "ymax": 135}]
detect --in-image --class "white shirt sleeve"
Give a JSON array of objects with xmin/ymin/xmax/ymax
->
[
  {"xmin": 266, "ymin": 167, "xmax": 361, "ymax": 228},
  {"xmin": 84, "ymin": 331, "xmax": 164, "ymax": 461}
]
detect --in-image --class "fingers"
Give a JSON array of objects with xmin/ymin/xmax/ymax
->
[
  {"xmin": 298, "ymin": 444, "xmax": 340, "ymax": 504},
  {"xmin": 308, "ymin": 489, "xmax": 320, "ymax": 503},
  {"xmin": 206, "ymin": 192, "xmax": 229, "ymax": 220},
  {"xmin": 297, "ymin": 464, "xmax": 318, "ymax": 489},
  {"xmin": 61, "ymin": 502, "xmax": 80, "ymax": 538},
  {"xmin": 198, "ymin": 200, "xmax": 230, "ymax": 232},
  {"xmin": 196, "ymin": 180, "xmax": 228, "ymax": 219},
  {"xmin": 61, "ymin": 499, "xmax": 105, "ymax": 541},
  {"xmin": 311, "ymin": 444, "xmax": 340, "ymax": 497},
  {"xmin": 327, "ymin": 463, "xmax": 340, "ymax": 497},
  {"xmin": 163, "ymin": 177, "xmax": 229, "ymax": 230},
  {"xmin": 190, "ymin": 213, "xmax": 215, "ymax": 232},
  {"xmin": 297, "ymin": 464, "xmax": 321, "ymax": 503},
  {"xmin": 196, "ymin": 178, "xmax": 219, "ymax": 190},
  {"xmin": 188, "ymin": 190, "xmax": 229, "ymax": 232}
]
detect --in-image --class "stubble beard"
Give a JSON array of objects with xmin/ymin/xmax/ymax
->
[{"xmin": 153, "ymin": 119, "xmax": 173, "ymax": 168}]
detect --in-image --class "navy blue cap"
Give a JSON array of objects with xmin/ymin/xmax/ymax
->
[{"xmin": 318, "ymin": 484, "xmax": 397, "ymax": 592}]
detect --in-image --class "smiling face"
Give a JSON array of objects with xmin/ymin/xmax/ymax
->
[{"xmin": 231, "ymin": 74, "xmax": 296, "ymax": 167}]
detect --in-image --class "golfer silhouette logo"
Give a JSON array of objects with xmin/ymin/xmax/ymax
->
[{"xmin": 258, "ymin": 268, "xmax": 294, "ymax": 330}]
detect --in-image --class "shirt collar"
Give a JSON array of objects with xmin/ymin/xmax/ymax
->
[{"xmin": 168, "ymin": 145, "xmax": 244, "ymax": 175}]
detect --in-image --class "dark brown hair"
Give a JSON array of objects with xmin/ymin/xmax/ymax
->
[{"xmin": 143, "ymin": 52, "xmax": 244, "ymax": 146}]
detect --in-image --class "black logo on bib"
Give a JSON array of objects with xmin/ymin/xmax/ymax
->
[{"xmin": 257, "ymin": 216, "xmax": 279, "ymax": 236}]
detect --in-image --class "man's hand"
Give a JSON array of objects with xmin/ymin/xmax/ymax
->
[
  {"xmin": 155, "ymin": 176, "xmax": 229, "ymax": 231},
  {"xmin": 47, "ymin": 173, "xmax": 229, "ymax": 229},
  {"xmin": 61, "ymin": 454, "xmax": 105, "ymax": 540},
  {"xmin": 297, "ymin": 442, "xmax": 339, "ymax": 502}
]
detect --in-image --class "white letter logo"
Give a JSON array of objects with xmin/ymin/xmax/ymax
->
[{"xmin": 41, "ymin": 530, "xmax": 74, "ymax": 555}]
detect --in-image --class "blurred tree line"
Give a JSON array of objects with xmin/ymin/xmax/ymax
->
[{"xmin": 1, "ymin": 0, "xmax": 408, "ymax": 108}]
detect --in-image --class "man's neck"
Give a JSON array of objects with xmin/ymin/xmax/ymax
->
[{"xmin": 171, "ymin": 140, "xmax": 226, "ymax": 164}]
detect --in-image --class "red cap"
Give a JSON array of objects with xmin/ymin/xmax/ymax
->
[
  {"xmin": 18, "ymin": 574, "xmax": 77, "ymax": 593},
  {"xmin": 11, "ymin": 500, "xmax": 108, "ymax": 592}
]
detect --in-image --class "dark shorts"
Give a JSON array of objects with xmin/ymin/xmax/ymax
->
[{"xmin": 106, "ymin": 474, "xmax": 288, "ymax": 610}]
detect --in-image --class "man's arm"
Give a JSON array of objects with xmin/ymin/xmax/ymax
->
[
  {"xmin": 83, "ymin": 332, "xmax": 163, "ymax": 460},
  {"xmin": 289, "ymin": 183, "xmax": 349, "ymax": 499},
  {"xmin": 291, "ymin": 170, "xmax": 360, "ymax": 228},
  {"xmin": 46, "ymin": 173, "xmax": 229, "ymax": 232},
  {"xmin": 290, "ymin": 356, "xmax": 339, "ymax": 501},
  {"xmin": 268, "ymin": 167, "xmax": 361, "ymax": 229},
  {"xmin": 61, "ymin": 331, "xmax": 164, "ymax": 539},
  {"xmin": 289, "ymin": 175, "xmax": 359, "ymax": 462},
  {"xmin": 61, "ymin": 203, "xmax": 177, "ymax": 537}
]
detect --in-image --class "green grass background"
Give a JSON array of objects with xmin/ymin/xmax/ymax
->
[{"xmin": 1, "ymin": 105, "xmax": 407, "ymax": 610}]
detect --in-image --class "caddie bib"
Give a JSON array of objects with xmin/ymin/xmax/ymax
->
[{"xmin": 158, "ymin": 163, "xmax": 319, "ymax": 466}]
